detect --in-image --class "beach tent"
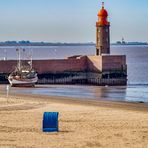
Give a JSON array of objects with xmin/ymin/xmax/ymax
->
[{"xmin": 43, "ymin": 112, "xmax": 59, "ymax": 132}]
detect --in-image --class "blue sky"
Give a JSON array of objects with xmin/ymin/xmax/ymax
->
[{"xmin": 0, "ymin": 0, "xmax": 148, "ymax": 42}]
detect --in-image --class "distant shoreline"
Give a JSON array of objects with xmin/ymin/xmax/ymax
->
[
  {"xmin": 0, "ymin": 42, "xmax": 95, "ymax": 46},
  {"xmin": 112, "ymin": 44, "xmax": 148, "ymax": 46},
  {"xmin": 0, "ymin": 42, "xmax": 148, "ymax": 46},
  {"xmin": 112, "ymin": 42, "xmax": 148, "ymax": 46}
]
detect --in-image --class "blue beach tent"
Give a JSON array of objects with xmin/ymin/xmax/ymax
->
[{"xmin": 43, "ymin": 112, "xmax": 59, "ymax": 132}]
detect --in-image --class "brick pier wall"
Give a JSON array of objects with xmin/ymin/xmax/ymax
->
[
  {"xmin": 0, "ymin": 56, "xmax": 88, "ymax": 74},
  {"xmin": 0, "ymin": 55, "xmax": 127, "ymax": 86},
  {"xmin": 0, "ymin": 55, "xmax": 126, "ymax": 74}
]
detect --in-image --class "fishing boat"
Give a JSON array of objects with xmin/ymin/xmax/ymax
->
[{"xmin": 8, "ymin": 48, "xmax": 38, "ymax": 87}]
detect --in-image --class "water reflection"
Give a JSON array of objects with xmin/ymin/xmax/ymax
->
[
  {"xmin": 93, "ymin": 86, "xmax": 127, "ymax": 102},
  {"xmin": 3, "ymin": 84, "xmax": 148, "ymax": 103}
]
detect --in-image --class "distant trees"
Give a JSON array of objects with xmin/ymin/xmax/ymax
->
[{"xmin": 0, "ymin": 41, "xmax": 95, "ymax": 46}]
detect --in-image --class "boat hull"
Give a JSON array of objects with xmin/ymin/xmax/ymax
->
[{"xmin": 8, "ymin": 76, "xmax": 38, "ymax": 87}]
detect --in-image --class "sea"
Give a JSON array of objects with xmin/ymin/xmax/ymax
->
[{"xmin": 1, "ymin": 45, "xmax": 148, "ymax": 103}]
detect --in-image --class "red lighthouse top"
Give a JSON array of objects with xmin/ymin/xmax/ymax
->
[
  {"xmin": 97, "ymin": 2, "xmax": 109, "ymax": 26},
  {"xmin": 98, "ymin": 2, "xmax": 108, "ymax": 17}
]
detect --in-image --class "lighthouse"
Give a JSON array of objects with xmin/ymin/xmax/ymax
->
[{"xmin": 96, "ymin": 2, "xmax": 110, "ymax": 55}]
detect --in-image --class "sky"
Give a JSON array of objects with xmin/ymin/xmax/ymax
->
[{"xmin": 0, "ymin": 0, "xmax": 148, "ymax": 43}]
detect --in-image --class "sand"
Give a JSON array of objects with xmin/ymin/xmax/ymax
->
[{"xmin": 0, "ymin": 92, "xmax": 148, "ymax": 148}]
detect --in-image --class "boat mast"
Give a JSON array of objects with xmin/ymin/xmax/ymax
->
[
  {"xmin": 19, "ymin": 49, "xmax": 21, "ymax": 70},
  {"xmin": 4, "ymin": 49, "xmax": 7, "ymax": 61},
  {"xmin": 30, "ymin": 49, "xmax": 33, "ymax": 70},
  {"xmin": 16, "ymin": 48, "xmax": 21, "ymax": 71},
  {"xmin": 23, "ymin": 48, "xmax": 25, "ymax": 66}
]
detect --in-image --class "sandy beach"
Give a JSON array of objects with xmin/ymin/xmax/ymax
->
[{"xmin": 0, "ymin": 92, "xmax": 148, "ymax": 148}]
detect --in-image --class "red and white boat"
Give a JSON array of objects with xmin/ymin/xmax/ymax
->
[
  {"xmin": 8, "ymin": 48, "xmax": 38, "ymax": 87},
  {"xmin": 8, "ymin": 69, "xmax": 38, "ymax": 87}
]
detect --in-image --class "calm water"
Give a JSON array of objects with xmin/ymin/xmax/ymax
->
[
  {"xmin": 1, "ymin": 45, "xmax": 148, "ymax": 103},
  {"xmin": 2, "ymin": 84, "xmax": 147, "ymax": 103}
]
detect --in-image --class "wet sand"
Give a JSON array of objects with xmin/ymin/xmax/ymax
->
[{"xmin": 0, "ymin": 92, "xmax": 148, "ymax": 148}]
